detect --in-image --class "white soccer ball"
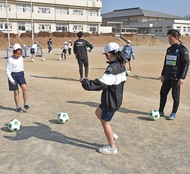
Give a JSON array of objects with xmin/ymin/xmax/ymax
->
[
  {"xmin": 148, "ymin": 109, "xmax": 160, "ymax": 120},
  {"xmin": 57, "ymin": 112, "xmax": 69, "ymax": 124},
  {"xmin": 42, "ymin": 58, "xmax": 45, "ymax": 61},
  {"xmin": 8, "ymin": 119, "xmax": 21, "ymax": 132},
  {"xmin": 58, "ymin": 57, "xmax": 62, "ymax": 61}
]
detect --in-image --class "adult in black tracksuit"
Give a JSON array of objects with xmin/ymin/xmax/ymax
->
[
  {"xmin": 74, "ymin": 32, "xmax": 93, "ymax": 81},
  {"xmin": 159, "ymin": 29, "xmax": 189, "ymax": 120},
  {"xmin": 81, "ymin": 42, "xmax": 126, "ymax": 155}
]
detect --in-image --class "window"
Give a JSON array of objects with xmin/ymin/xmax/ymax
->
[
  {"xmin": 72, "ymin": 10, "xmax": 83, "ymax": 16},
  {"xmin": 73, "ymin": 25, "xmax": 83, "ymax": 32},
  {"xmin": 0, "ymin": 3, "xmax": 11, "ymax": 11},
  {"xmin": 56, "ymin": 8, "xmax": 69, "ymax": 15},
  {"xmin": 183, "ymin": 27, "xmax": 186, "ymax": 32},
  {"xmin": 87, "ymin": 10, "xmax": 98, "ymax": 16},
  {"xmin": 38, "ymin": 24, "xmax": 51, "ymax": 32},
  {"xmin": 176, "ymin": 26, "xmax": 181, "ymax": 32},
  {"xmin": 0, "ymin": 22, "xmax": 12, "ymax": 31},
  {"xmin": 38, "ymin": 7, "xmax": 50, "ymax": 14},
  {"xmin": 18, "ymin": 23, "xmax": 31, "ymax": 32},
  {"xmin": 188, "ymin": 27, "xmax": 190, "ymax": 32},
  {"xmin": 17, "ymin": 5, "xmax": 31, "ymax": 13},
  {"xmin": 87, "ymin": 25, "xmax": 98, "ymax": 33},
  {"xmin": 155, "ymin": 27, "xmax": 162, "ymax": 33},
  {"xmin": 56, "ymin": 24, "xmax": 68, "ymax": 32}
]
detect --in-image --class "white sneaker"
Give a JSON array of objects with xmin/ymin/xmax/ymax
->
[
  {"xmin": 31, "ymin": 58, "xmax": 35, "ymax": 62},
  {"xmin": 113, "ymin": 133, "xmax": 119, "ymax": 140},
  {"xmin": 98, "ymin": 145, "xmax": 117, "ymax": 155}
]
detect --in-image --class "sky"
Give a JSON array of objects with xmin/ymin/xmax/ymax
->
[{"xmin": 101, "ymin": 0, "xmax": 190, "ymax": 17}]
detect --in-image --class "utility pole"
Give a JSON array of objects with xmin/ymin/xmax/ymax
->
[
  {"xmin": 5, "ymin": 0, "xmax": 10, "ymax": 47},
  {"xmin": 30, "ymin": 0, "xmax": 34, "ymax": 44}
]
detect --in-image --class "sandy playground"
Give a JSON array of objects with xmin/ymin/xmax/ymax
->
[{"xmin": 0, "ymin": 44, "xmax": 190, "ymax": 174}]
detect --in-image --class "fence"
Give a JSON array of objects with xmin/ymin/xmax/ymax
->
[{"xmin": 5, "ymin": 46, "xmax": 43, "ymax": 58}]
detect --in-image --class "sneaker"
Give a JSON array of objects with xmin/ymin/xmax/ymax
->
[
  {"xmin": 168, "ymin": 113, "xmax": 176, "ymax": 120},
  {"xmin": 24, "ymin": 104, "xmax": 30, "ymax": 110},
  {"xmin": 113, "ymin": 133, "xmax": 119, "ymax": 140},
  {"xmin": 16, "ymin": 107, "xmax": 24, "ymax": 113},
  {"xmin": 99, "ymin": 145, "xmax": 117, "ymax": 155},
  {"xmin": 159, "ymin": 111, "xmax": 164, "ymax": 117}
]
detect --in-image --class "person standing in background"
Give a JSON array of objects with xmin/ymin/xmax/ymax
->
[
  {"xmin": 68, "ymin": 40, "xmax": 72, "ymax": 55},
  {"xmin": 47, "ymin": 38, "xmax": 53, "ymax": 54},
  {"xmin": 74, "ymin": 31, "xmax": 93, "ymax": 81},
  {"xmin": 30, "ymin": 41, "xmax": 38, "ymax": 62}
]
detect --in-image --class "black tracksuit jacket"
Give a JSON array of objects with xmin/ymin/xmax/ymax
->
[
  {"xmin": 81, "ymin": 61, "xmax": 126, "ymax": 111},
  {"xmin": 161, "ymin": 42, "xmax": 189, "ymax": 80},
  {"xmin": 73, "ymin": 38, "xmax": 93, "ymax": 59}
]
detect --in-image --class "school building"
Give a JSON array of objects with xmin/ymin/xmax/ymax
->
[
  {"xmin": 0, "ymin": 0, "xmax": 102, "ymax": 34},
  {"xmin": 102, "ymin": 7, "xmax": 190, "ymax": 36}
]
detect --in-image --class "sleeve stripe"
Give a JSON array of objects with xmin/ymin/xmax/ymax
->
[{"xmin": 98, "ymin": 71, "xmax": 126, "ymax": 85}]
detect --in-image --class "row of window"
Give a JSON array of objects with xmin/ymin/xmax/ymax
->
[
  {"xmin": 0, "ymin": 22, "xmax": 98, "ymax": 33},
  {"xmin": 154, "ymin": 26, "xmax": 190, "ymax": 33},
  {"xmin": 0, "ymin": 4, "xmax": 99, "ymax": 16}
]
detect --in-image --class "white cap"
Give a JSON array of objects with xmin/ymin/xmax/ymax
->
[
  {"xmin": 64, "ymin": 41, "xmax": 67, "ymax": 44},
  {"xmin": 127, "ymin": 40, "xmax": 131, "ymax": 43},
  {"xmin": 13, "ymin": 43, "xmax": 22, "ymax": 51},
  {"xmin": 103, "ymin": 42, "xmax": 120, "ymax": 54}
]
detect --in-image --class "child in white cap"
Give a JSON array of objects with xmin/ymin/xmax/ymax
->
[
  {"xmin": 61, "ymin": 41, "xmax": 68, "ymax": 60},
  {"xmin": 6, "ymin": 43, "xmax": 30, "ymax": 112},
  {"xmin": 81, "ymin": 42, "xmax": 126, "ymax": 155}
]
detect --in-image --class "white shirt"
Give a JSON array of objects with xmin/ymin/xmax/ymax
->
[
  {"xmin": 6, "ymin": 55, "xmax": 24, "ymax": 83},
  {"xmin": 31, "ymin": 43, "xmax": 38, "ymax": 52}
]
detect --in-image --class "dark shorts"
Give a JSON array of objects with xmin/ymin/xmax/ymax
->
[
  {"xmin": 63, "ymin": 49, "xmax": 67, "ymax": 54},
  {"xmin": 99, "ymin": 104, "xmax": 115, "ymax": 121},
  {"xmin": 30, "ymin": 48, "xmax": 35, "ymax": 54},
  {"xmin": 125, "ymin": 58, "xmax": 131, "ymax": 61},
  {"xmin": 8, "ymin": 71, "xmax": 26, "ymax": 91}
]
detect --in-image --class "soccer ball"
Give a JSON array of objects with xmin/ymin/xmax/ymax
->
[
  {"xmin": 58, "ymin": 57, "xmax": 62, "ymax": 61},
  {"xmin": 8, "ymin": 119, "xmax": 21, "ymax": 132},
  {"xmin": 57, "ymin": 112, "xmax": 69, "ymax": 124},
  {"xmin": 86, "ymin": 46, "xmax": 91, "ymax": 52},
  {"xmin": 42, "ymin": 58, "xmax": 45, "ymax": 61},
  {"xmin": 148, "ymin": 110, "xmax": 160, "ymax": 120}
]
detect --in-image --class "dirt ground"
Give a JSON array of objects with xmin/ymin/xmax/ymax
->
[{"xmin": 0, "ymin": 43, "xmax": 190, "ymax": 174}]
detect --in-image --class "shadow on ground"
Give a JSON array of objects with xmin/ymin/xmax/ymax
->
[
  {"xmin": 67, "ymin": 101, "xmax": 148, "ymax": 116},
  {"xmin": 30, "ymin": 75, "xmax": 79, "ymax": 82},
  {"xmin": 1, "ymin": 122, "xmax": 102, "ymax": 150}
]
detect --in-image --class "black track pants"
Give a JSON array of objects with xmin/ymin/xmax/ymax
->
[
  {"xmin": 159, "ymin": 79, "xmax": 180, "ymax": 113},
  {"xmin": 77, "ymin": 59, "xmax": 89, "ymax": 79}
]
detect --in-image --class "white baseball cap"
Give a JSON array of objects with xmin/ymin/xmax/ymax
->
[
  {"xmin": 13, "ymin": 43, "xmax": 22, "ymax": 51},
  {"xmin": 103, "ymin": 42, "xmax": 120, "ymax": 54},
  {"xmin": 127, "ymin": 40, "xmax": 131, "ymax": 43}
]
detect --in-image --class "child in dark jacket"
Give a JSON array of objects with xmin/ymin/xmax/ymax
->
[{"xmin": 81, "ymin": 42, "xmax": 126, "ymax": 155}]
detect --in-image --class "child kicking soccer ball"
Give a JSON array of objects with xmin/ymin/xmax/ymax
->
[{"xmin": 81, "ymin": 42, "xmax": 126, "ymax": 155}]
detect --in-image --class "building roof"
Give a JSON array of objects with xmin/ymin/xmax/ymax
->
[{"xmin": 102, "ymin": 7, "xmax": 182, "ymax": 19}]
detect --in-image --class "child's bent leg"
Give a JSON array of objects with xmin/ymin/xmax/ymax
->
[
  {"xmin": 21, "ymin": 84, "xmax": 28, "ymax": 104},
  {"xmin": 14, "ymin": 90, "xmax": 20, "ymax": 107}
]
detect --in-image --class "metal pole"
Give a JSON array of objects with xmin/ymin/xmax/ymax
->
[
  {"xmin": 5, "ymin": 0, "xmax": 10, "ymax": 47},
  {"xmin": 30, "ymin": 0, "xmax": 34, "ymax": 44}
]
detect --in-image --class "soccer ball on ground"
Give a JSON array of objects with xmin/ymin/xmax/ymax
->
[
  {"xmin": 42, "ymin": 58, "xmax": 45, "ymax": 61},
  {"xmin": 148, "ymin": 110, "xmax": 160, "ymax": 120},
  {"xmin": 8, "ymin": 119, "xmax": 21, "ymax": 132},
  {"xmin": 58, "ymin": 57, "xmax": 62, "ymax": 61},
  {"xmin": 57, "ymin": 112, "xmax": 69, "ymax": 124}
]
